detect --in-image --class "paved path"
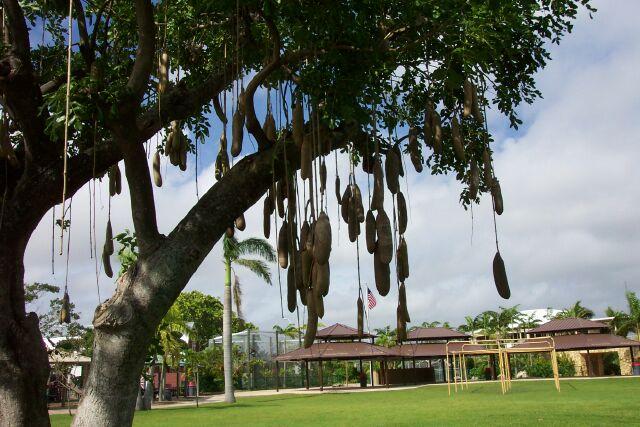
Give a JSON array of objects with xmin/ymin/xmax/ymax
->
[{"xmin": 48, "ymin": 384, "xmax": 423, "ymax": 415}]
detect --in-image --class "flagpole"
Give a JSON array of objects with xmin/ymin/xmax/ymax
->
[{"xmin": 364, "ymin": 284, "xmax": 374, "ymax": 386}]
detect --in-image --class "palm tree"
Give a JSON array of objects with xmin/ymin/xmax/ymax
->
[
  {"xmin": 474, "ymin": 311, "xmax": 498, "ymax": 339},
  {"xmin": 420, "ymin": 321, "xmax": 441, "ymax": 328},
  {"xmin": 606, "ymin": 291, "xmax": 640, "ymax": 341},
  {"xmin": 221, "ymin": 236, "xmax": 275, "ymax": 403},
  {"xmin": 493, "ymin": 305, "xmax": 523, "ymax": 338},
  {"xmin": 156, "ymin": 304, "xmax": 189, "ymax": 401},
  {"xmin": 556, "ymin": 301, "xmax": 595, "ymax": 319},
  {"xmin": 374, "ymin": 326, "xmax": 397, "ymax": 347},
  {"xmin": 458, "ymin": 316, "xmax": 478, "ymax": 340}
]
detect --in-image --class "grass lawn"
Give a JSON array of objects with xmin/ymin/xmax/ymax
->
[{"xmin": 51, "ymin": 378, "xmax": 639, "ymax": 426}]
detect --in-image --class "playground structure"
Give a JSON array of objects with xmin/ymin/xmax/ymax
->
[{"xmin": 445, "ymin": 338, "xmax": 561, "ymax": 395}]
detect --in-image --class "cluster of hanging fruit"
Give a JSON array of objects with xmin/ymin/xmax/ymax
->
[
  {"xmin": 248, "ymin": 94, "xmax": 334, "ymax": 348},
  {"xmin": 144, "ymin": 61, "xmax": 511, "ymax": 345},
  {"xmin": 355, "ymin": 143, "xmax": 413, "ymax": 340},
  {"xmin": 59, "ymin": 291, "xmax": 71, "ymax": 324},
  {"xmin": 101, "ymin": 165, "xmax": 120, "ymax": 278},
  {"xmin": 423, "ymin": 78, "xmax": 509, "ymax": 300},
  {"xmin": 165, "ymin": 121, "xmax": 188, "ymax": 171}
]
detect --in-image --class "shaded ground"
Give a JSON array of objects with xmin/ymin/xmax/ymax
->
[{"xmin": 51, "ymin": 378, "xmax": 640, "ymax": 426}]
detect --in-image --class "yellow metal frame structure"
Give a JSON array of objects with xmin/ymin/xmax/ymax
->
[{"xmin": 445, "ymin": 338, "xmax": 560, "ymax": 395}]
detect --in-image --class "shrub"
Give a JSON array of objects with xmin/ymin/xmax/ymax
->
[
  {"xmin": 524, "ymin": 357, "xmax": 553, "ymax": 378},
  {"xmin": 557, "ymin": 355, "xmax": 576, "ymax": 377}
]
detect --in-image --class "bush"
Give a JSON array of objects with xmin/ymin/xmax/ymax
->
[
  {"xmin": 557, "ymin": 355, "xmax": 576, "ymax": 377},
  {"xmin": 468, "ymin": 358, "xmax": 488, "ymax": 379},
  {"xmin": 603, "ymin": 352, "xmax": 620, "ymax": 375},
  {"xmin": 524, "ymin": 357, "xmax": 553, "ymax": 378}
]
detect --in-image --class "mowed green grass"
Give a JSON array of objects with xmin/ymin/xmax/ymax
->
[{"xmin": 51, "ymin": 378, "xmax": 640, "ymax": 426}]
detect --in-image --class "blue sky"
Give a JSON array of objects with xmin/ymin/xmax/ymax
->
[{"xmin": 24, "ymin": 0, "xmax": 640, "ymax": 332}]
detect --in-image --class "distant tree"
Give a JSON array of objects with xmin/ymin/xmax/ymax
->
[
  {"xmin": 474, "ymin": 311, "xmax": 498, "ymax": 338},
  {"xmin": 24, "ymin": 282, "xmax": 87, "ymax": 344},
  {"xmin": 606, "ymin": 291, "xmax": 640, "ymax": 341},
  {"xmin": 374, "ymin": 326, "xmax": 397, "ymax": 348},
  {"xmin": 458, "ymin": 316, "xmax": 478, "ymax": 339},
  {"xmin": 173, "ymin": 291, "xmax": 224, "ymax": 348},
  {"xmin": 556, "ymin": 301, "xmax": 595, "ymax": 319},
  {"xmin": 273, "ymin": 323, "xmax": 300, "ymax": 339},
  {"xmin": 155, "ymin": 304, "xmax": 189, "ymax": 401}
]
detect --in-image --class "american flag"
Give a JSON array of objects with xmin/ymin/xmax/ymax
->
[{"xmin": 367, "ymin": 287, "xmax": 377, "ymax": 310}]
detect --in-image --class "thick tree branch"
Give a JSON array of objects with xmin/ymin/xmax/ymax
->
[
  {"xmin": 242, "ymin": 13, "xmax": 282, "ymax": 151},
  {"xmin": 136, "ymin": 61, "xmax": 236, "ymax": 141},
  {"xmin": 164, "ymin": 123, "xmax": 357, "ymax": 280},
  {"xmin": 0, "ymin": 0, "xmax": 48, "ymax": 163},
  {"xmin": 8, "ymin": 142, "xmax": 122, "ymax": 235},
  {"xmin": 1, "ymin": 0, "xmax": 31, "ymax": 62},
  {"xmin": 91, "ymin": 0, "xmax": 113, "ymax": 52},
  {"xmin": 119, "ymin": 138, "xmax": 160, "ymax": 256},
  {"xmin": 127, "ymin": 0, "xmax": 155, "ymax": 101},
  {"xmin": 73, "ymin": 0, "xmax": 94, "ymax": 66}
]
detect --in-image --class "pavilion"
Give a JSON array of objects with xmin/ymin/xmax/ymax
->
[
  {"xmin": 519, "ymin": 318, "xmax": 640, "ymax": 376},
  {"xmin": 274, "ymin": 323, "xmax": 395, "ymax": 390},
  {"xmin": 384, "ymin": 327, "xmax": 476, "ymax": 385}
]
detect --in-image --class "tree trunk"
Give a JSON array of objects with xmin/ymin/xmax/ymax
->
[
  {"xmin": 0, "ymin": 236, "xmax": 51, "ymax": 427},
  {"xmin": 223, "ymin": 258, "xmax": 236, "ymax": 403},
  {"xmin": 159, "ymin": 362, "xmax": 166, "ymax": 401},
  {"xmin": 72, "ymin": 256, "xmax": 177, "ymax": 426},
  {"xmin": 71, "ymin": 327, "xmax": 151, "ymax": 426}
]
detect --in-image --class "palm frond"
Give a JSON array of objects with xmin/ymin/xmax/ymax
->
[
  {"xmin": 626, "ymin": 291, "xmax": 640, "ymax": 317},
  {"xmin": 235, "ymin": 258, "xmax": 273, "ymax": 285},
  {"xmin": 236, "ymin": 238, "xmax": 276, "ymax": 263},
  {"xmin": 223, "ymin": 236, "xmax": 240, "ymax": 261},
  {"xmin": 233, "ymin": 273, "xmax": 243, "ymax": 320}
]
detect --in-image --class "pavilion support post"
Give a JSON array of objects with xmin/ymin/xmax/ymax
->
[
  {"xmin": 319, "ymin": 361, "xmax": 324, "ymax": 391},
  {"xmin": 452, "ymin": 352, "xmax": 458, "ymax": 392},
  {"xmin": 412, "ymin": 357, "xmax": 416, "ymax": 385},
  {"xmin": 370, "ymin": 361, "xmax": 374, "ymax": 386},
  {"xmin": 345, "ymin": 361, "xmax": 349, "ymax": 387},
  {"xmin": 401, "ymin": 358, "xmax": 407, "ymax": 385},
  {"xmin": 275, "ymin": 361, "xmax": 280, "ymax": 392},
  {"xmin": 446, "ymin": 353, "xmax": 451, "ymax": 396},
  {"xmin": 385, "ymin": 360, "xmax": 390, "ymax": 388},
  {"xmin": 551, "ymin": 349, "xmax": 561, "ymax": 392},
  {"xmin": 305, "ymin": 361, "xmax": 310, "ymax": 390}
]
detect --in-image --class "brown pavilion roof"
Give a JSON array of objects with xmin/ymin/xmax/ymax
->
[
  {"xmin": 315, "ymin": 323, "xmax": 376, "ymax": 340},
  {"xmin": 513, "ymin": 333, "xmax": 639, "ymax": 351},
  {"xmin": 274, "ymin": 341, "xmax": 392, "ymax": 362},
  {"xmin": 528, "ymin": 318, "xmax": 609, "ymax": 334},
  {"xmin": 406, "ymin": 327, "xmax": 470, "ymax": 341},
  {"xmin": 391, "ymin": 342, "xmax": 484, "ymax": 358}
]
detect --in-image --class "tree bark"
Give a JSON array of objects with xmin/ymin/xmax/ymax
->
[
  {"xmin": 223, "ymin": 258, "xmax": 236, "ymax": 403},
  {"xmin": 0, "ymin": 229, "xmax": 51, "ymax": 427}
]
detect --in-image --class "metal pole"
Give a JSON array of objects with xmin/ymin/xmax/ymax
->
[
  {"xmin": 196, "ymin": 367, "xmax": 199, "ymax": 408},
  {"xmin": 385, "ymin": 360, "xmax": 389, "ymax": 388},
  {"xmin": 305, "ymin": 361, "xmax": 310, "ymax": 389},
  {"xmin": 275, "ymin": 331, "xmax": 280, "ymax": 391}
]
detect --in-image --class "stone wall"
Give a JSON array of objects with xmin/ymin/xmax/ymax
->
[{"xmin": 561, "ymin": 347, "xmax": 633, "ymax": 376}]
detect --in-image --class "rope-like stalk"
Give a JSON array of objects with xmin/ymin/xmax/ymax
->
[{"xmin": 59, "ymin": 0, "xmax": 74, "ymax": 254}]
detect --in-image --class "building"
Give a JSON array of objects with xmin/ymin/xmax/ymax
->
[{"xmin": 526, "ymin": 318, "xmax": 640, "ymax": 376}]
